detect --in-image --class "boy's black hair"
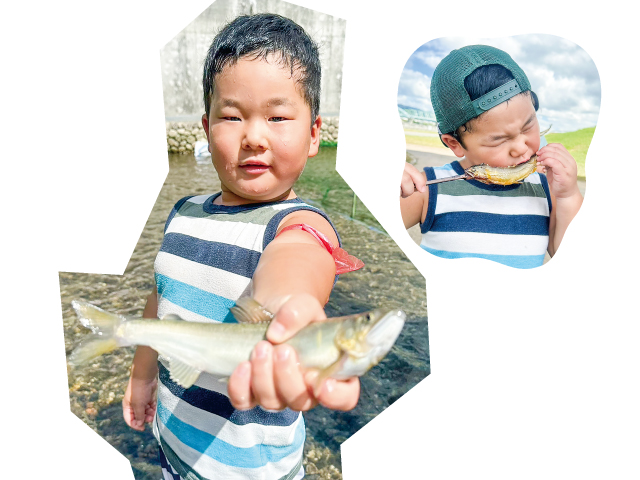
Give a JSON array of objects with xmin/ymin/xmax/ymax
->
[
  {"xmin": 203, "ymin": 13, "xmax": 321, "ymax": 121},
  {"xmin": 449, "ymin": 64, "xmax": 539, "ymax": 148}
]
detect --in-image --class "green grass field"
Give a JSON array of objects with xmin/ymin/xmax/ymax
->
[
  {"xmin": 405, "ymin": 126, "xmax": 595, "ymax": 179},
  {"xmin": 404, "ymin": 134, "xmax": 444, "ymax": 149}
]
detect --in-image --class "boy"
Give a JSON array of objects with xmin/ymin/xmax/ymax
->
[
  {"xmin": 122, "ymin": 14, "xmax": 360, "ymax": 480},
  {"xmin": 401, "ymin": 45, "xmax": 583, "ymax": 269}
]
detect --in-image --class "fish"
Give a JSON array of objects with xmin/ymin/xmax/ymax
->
[
  {"xmin": 464, "ymin": 155, "xmax": 539, "ymax": 186},
  {"xmin": 67, "ymin": 298, "xmax": 406, "ymax": 389}
]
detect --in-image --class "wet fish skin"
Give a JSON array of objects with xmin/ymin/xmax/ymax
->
[{"xmin": 68, "ymin": 300, "xmax": 406, "ymax": 389}]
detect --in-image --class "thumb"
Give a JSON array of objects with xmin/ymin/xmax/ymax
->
[{"xmin": 267, "ymin": 294, "xmax": 326, "ymax": 343}]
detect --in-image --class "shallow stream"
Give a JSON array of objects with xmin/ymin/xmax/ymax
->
[{"xmin": 61, "ymin": 148, "xmax": 430, "ymax": 479}]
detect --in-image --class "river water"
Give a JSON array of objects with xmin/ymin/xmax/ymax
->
[{"xmin": 61, "ymin": 148, "xmax": 430, "ymax": 479}]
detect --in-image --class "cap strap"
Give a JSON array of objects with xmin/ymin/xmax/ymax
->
[{"xmin": 472, "ymin": 79, "xmax": 522, "ymax": 115}]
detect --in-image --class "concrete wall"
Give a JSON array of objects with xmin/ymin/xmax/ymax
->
[{"xmin": 160, "ymin": 0, "xmax": 346, "ymax": 120}]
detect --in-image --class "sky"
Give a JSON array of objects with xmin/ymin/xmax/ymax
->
[{"xmin": 397, "ymin": 34, "xmax": 601, "ymax": 133}]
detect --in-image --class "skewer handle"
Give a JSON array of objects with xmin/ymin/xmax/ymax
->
[{"xmin": 423, "ymin": 174, "xmax": 469, "ymax": 186}]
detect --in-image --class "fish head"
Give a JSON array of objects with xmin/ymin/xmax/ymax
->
[
  {"xmin": 464, "ymin": 163, "xmax": 483, "ymax": 176},
  {"xmin": 464, "ymin": 163, "xmax": 489, "ymax": 183},
  {"xmin": 332, "ymin": 309, "xmax": 406, "ymax": 378}
]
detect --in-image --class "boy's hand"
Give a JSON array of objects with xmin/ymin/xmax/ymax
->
[
  {"xmin": 227, "ymin": 294, "xmax": 360, "ymax": 412},
  {"xmin": 123, "ymin": 374, "xmax": 158, "ymax": 431},
  {"xmin": 401, "ymin": 162, "xmax": 427, "ymax": 198},
  {"xmin": 536, "ymin": 143, "xmax": 581, "ymax": 200},
  {"xmin": 536, "ymin": 143, "xmax": 583, "ymax": 256}
]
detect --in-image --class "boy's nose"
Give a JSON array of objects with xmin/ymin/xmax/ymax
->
[
  {"xmin": 242, "ymin": 120, "xmax": 268, "ymax": 151},
  {"xmin": 510, "ymin": 137, "xmax": 529, "ymax": 158}
]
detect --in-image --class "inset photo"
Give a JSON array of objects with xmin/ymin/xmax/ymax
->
[{"xmin": 398, "ymin": 36, "xmax": 599, "ymax": 269}]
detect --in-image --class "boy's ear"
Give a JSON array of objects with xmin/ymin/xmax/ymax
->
[
  {"xmin": 308, "ymin": 115, "xmax": 322, "ymax": 158},
  {"xmin": 201, "ymin": 114, "xmax": 211, "ymax": 153},
  {"xmin": 440, "ymin": 134, "xmax": 466, "ymax": 158}
]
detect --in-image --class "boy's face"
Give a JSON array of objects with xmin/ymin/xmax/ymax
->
[
  {"xmin": 202, "ymin": 56, "xmax": 320, "ymax": 204},
  {"xmin": 444, "ymin": 94, "xmax": 540, "ymax": 169}
]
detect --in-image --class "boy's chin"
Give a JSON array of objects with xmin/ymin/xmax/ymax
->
[{"xmin": 223, "ymin": 186, "xmax": 296, "ymax": 204}]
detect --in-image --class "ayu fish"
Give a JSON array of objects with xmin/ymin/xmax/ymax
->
[
  {"xmin": 423, "ymin": 155, "xmax": 540, "ymax": 187},
  {"xmin": 68, "ymin": 298, "xmax": 406, "ymax": 388},
  {"xmin": 464, "ymin": 154, "xmax": 539, "ymax": 185}
]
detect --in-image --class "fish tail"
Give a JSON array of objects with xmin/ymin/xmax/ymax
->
[
  {"xmin": 67, "ymin": 301, "xmax": 127, "ymax": 366},
  {"xmin": 67, "ymin": 336, "xmax": 120, "ymax": 366}
]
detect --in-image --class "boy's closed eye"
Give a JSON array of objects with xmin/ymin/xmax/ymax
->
[
  {"xmin": 485, "ymin": 135, "xmax": 510, "ymax": 147},
  {"xmin": 486, "ymin": 114, "xmax": 538, "ymax": 147}
]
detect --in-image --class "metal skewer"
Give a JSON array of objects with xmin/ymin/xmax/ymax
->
[{"xmin": 424, "ymin": 174, "xmax": 469, "ymax": 186}]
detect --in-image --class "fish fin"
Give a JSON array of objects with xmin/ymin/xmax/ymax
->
[
  {"xmin": 168, "ymin": 358, "xmax": 202, "ymax": 389},
  {"xmin": 68, "ymin": 301, "xmax": 126, "ymax": 366},
  {"xmin": 68, "ymin": 337, "xmax": 119, "ymax": 366},
  {"xmin": 230, "ymin": 297, "xmax": 274, "ymax": 324},
  {"xmin": 313, "ymin": 354, "xmax": 349, "ymax": 397},
  {"xmin": 72, "ymin": 300, "xmax": 125, "ymax": 335}
]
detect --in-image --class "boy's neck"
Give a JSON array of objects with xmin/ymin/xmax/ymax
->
[{"xmin": 214, "ymin": 188, "xmax": 298, "ymax": 206}]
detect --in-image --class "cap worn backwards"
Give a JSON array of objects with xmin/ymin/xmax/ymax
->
[{"xmin": 430, "ymin": 45, "xmax": 532, "ymax": 134}]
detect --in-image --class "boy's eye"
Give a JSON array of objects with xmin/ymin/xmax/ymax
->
[
  {"xmin": 269, "ymin": 117, "xmax": 287, "ymax": 122},
  {"xmin": 222, "ymin": 116, "xmax": 240, "ymax": 121}
]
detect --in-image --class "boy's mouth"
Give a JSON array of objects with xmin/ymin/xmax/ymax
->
[{"xmin": 239, "ymin": 160, "xmax": 270, "ymax": 174}]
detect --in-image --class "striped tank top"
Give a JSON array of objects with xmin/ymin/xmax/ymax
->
[
  {"xmin": 152, "ymin": 192, "xmax": 337, "ymax": 480},
  {"xmin": 420, "ymin": 161, "xmax": 552, "ymax": 269}
]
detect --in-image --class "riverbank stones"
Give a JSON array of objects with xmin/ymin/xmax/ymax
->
[{"xmin": 166, "ymin": 121, "xmax": 207, "ymax": 154}]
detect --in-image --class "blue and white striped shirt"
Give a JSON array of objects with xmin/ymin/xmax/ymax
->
[
  {"xmin": 152, "ymin": 193, "xmax": 336, "ymax": 480},
  {"xmin": 420, "ymin": 161, "xmax": 552, "ymax": 269}
]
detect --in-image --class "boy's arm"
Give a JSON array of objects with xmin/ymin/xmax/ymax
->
[
  {"xmin": 123, "ymin": 288, "xmax": 159, "ymax": 431},
  {"xmin": 536, "ymin": 143, "xmax": 583, "ymax": 256},
  {"xmin": 400, "ymin": 162, "xmax": 428, "ymax": 229},
  {"xmin": 227, "ymin": 209, "xmax": 360, "ymax": 412}
]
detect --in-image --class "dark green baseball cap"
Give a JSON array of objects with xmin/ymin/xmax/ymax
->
[{"xmin": 430, "ymin": 45, "xmax": 532, "ymax": 135}]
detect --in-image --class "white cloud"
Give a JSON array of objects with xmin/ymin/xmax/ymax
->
[
  {"xmin": 411, "ymin": 50, "xmax": 444, "ymax": 70},
  {"xmin": 397, "ymin": 68, "xmax": 432, "ymax": 111}
]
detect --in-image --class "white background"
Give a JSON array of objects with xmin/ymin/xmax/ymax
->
[{"xmin": 2, "ymin": 1, "xmax": 638, "ymax": 479}]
